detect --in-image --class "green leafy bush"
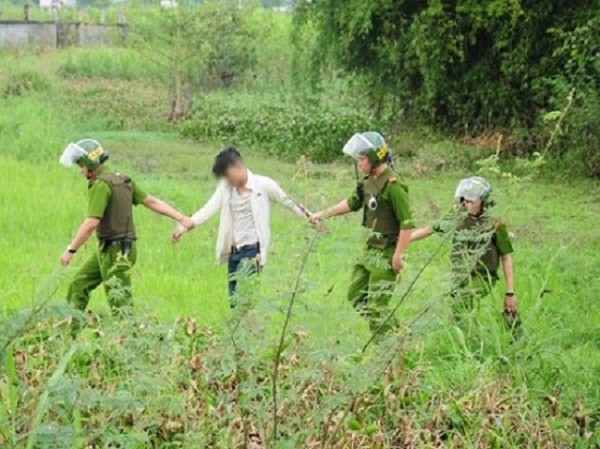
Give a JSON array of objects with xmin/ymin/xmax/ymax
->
[
  {"xmin": 181, "ymin": 91, "xmax": 380, "ymax": 162},
  {"xmin": 61, "ymin": 78, "xmax": 171, "ymax": 131},
  {"xmin": 1, "ymin": 70, "xmax": 52, "ymax": 97},
  {"xmin": 542, "ymin": 17, "xmax": 600, "ymax": 178},
  {"xmin": 295, "ymin": 0, "xmax": 600, "ymax": 177},
  {"xmin": 296, "ymin": 0, "xmax": 599, "ymax": 130}
]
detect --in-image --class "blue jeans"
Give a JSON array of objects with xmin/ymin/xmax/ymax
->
[{"xmin": 228, "ymin": 245, "xmax": 261, "ymax": 306}]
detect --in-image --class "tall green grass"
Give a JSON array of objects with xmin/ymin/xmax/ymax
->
[
  {"xmin": 0, "ymin": 94, "xmax": 73, "ymax": 162},
  {"xmin": 57, "ymin": 48, "xmax": 158, "ymax": 81},
  {"xmin": 1, "ymin": 147, "xmax": 598, "ymax": 444}
]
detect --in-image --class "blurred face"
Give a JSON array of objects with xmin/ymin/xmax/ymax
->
[
  {"xmin": 464, "ymin": 198, "xmax": 483, "ymax": 216},
  {"xmin": 357, "ymin": 155, "xmax": 373, "ymax": 174},
  {"xmin": 224, "ymin": 162, "xmax": 248, "ymax": 187},
  {"xmin": 78, "ymin": 163, "xmax": 95, "ymax": 180}
]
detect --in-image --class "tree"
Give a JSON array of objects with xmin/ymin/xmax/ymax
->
[
  {"xmin": 295, "ymin": 0, "xmax": 600, "ymax": 132},
  {"xmin": 129, "ymin": 1, "xmax": 258, "ymax": 119}
]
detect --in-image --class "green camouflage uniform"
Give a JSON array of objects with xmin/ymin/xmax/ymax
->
[
  {"xmin": 67, "ymin": 167, "xmax": 147, "ymax": 312},
  {"xmin": 346, "ymin": 167, "xmax": 415, "ymax": 335}
]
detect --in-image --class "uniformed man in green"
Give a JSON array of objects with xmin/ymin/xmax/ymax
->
[
  {"xmin": 312, "ymin": 132, "xmax": 414, "ymax": 336},
  {"xmin": 410, "ymin": 176, "xmax": 521, "ymax": 334},
  {"xmin": 58, "ymin": 139, "xmax": 195, "ymax": 314}
]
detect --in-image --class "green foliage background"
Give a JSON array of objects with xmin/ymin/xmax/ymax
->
[
  {"xmin": 294, "ymin": 0, "xmax": 600, "ymax": 177},
  {"xmin": 181, "ymin": 90, "xmax": 379, "ymax": 162}
]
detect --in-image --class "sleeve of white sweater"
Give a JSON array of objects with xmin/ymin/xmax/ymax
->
[
  {"xmin": 265, "ymin": 177, "xmax": 307, "ymax": 219},
  {"xmin": 177, "ymin": 183, "xmax": 224, "ymax": 233},
  {"xmin": 190, "ymin": 183, "xmax": 224, "ymax": 225}
]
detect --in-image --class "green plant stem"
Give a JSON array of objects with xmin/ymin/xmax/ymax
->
[
  {"xmin": 271, "ymin": 231, "xmax": 319, "ymax": 446},
  {"xmin": 541, "ymin": 88, "xmax": 575, "ymax": 158}
]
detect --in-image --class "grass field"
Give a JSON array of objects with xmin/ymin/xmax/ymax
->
[
  {"xmin": 1, "ymin": 48, "xmax": 600, "ymax": 447},
  {"xmin": 3, "ymin": 130, "xmax": 600, "ymax": 371}
]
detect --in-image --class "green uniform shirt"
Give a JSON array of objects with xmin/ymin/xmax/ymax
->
[
  {"xmin": 347, "ymin": 175, "xmax": 415, "ymax": 229},
  {"xmin": 489, "ymin": 223, "xmax": 513, "ymax": 255},
  {"xmin": 87, "ymin": 168, "xmax": 148, "ymax": 219},
  {"xmin": 432, "ymin": 210, "xmax": 513, "ymax": 255}
]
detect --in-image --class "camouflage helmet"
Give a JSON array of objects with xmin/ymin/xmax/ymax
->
[
  {"xmin": 59, "ymin": 139, "xmax": 109, "ymax": 170},
  {"xmin": 454, "ymin": 176, "xmax": 494, "ymax": 205},
  {"xmin": 342, "ymin": 131, "xmax": 390, "ymax": 168}
]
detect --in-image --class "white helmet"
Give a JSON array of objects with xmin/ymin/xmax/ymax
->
[
  {"xmin": 342, "ymin": 131, "xmax": 390, "ymax": 167},
  {"xmin": 455, "ymin": 176, "xmax": 493, "ymax": 204}
]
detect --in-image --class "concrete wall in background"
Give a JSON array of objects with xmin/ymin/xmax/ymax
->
[
  {"xmin": 77, "ymin": 24, "xmax": 123, "ymax": 47},
  {"xmin": 0, "ymin": 22, "xmax": 56, "ymax": 49},
  {"xmin": 0, "ymin": 21, "xmax": 127, "ymax": 50}
]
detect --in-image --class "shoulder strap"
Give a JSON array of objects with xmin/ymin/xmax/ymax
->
[
  {"xmin": 365, "ymin": 169, "xmax": 393, "ymax": 196},
  {"xmin": 97, "ymin": 172, "xmax": 131, "ymax": 186}
]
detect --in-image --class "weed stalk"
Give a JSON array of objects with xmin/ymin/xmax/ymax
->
[{"xmin": 271, "ymin": 231, "xmax": 319, "ymax": 446}]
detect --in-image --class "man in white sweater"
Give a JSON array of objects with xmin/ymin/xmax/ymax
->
[{"xmin": 172, "ymin": 148, "xmax": 312, "ymax": 306}]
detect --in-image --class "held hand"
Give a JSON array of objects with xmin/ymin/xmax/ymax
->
[
  {"xmin": 313, "ymin": 220, "xmax": 329, "ymax": 233},
  {"xmin": 308, "ymin": 211, "xmax": 329, "ymax": 233},
  {"xmin": 309, "ymin": 214, "xmax": 328, "ymax": 233},
  {"xmin": 504, "ymin": 295, "xmax": 517, "ymax": 313},
  {"xmin": 179, "ymin": 217, "xmax": 196, "ymax": 231},
  {"xmin": 392, "ymin": 252, "xmax": 405, "ymax": 274},
  {"xmin": 310, "ymin": 211, "xmax": 325, "ymax": 223},
  {"xmin": 60, "ymin": 251, "xmax": 73, "ymax": 267},
  {"xmin": 171, "ymin": 228, "xmax": 183, "ymax": 243}
]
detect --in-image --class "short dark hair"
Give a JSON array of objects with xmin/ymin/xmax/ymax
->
[{"xmin": 212, "ymin": 147, "xmax": 243, "ymax": 177}]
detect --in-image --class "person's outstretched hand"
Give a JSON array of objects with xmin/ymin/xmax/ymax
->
[
  {"xmin": 180, "ymin": 217, "xmax": 196, "ymax": 231},
  {"xmin": 309, "ymin": 211, "xmax": 328, "ymax": 233},
  {"xmin": 171, "ymin": 228, "xmax": 184, "ymax": 243},
  {"xmin": 310, "ymin": 211, "xmax": 325, "ymax": 222}
]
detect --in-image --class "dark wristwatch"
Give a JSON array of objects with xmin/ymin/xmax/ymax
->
[
  {"xmin": 67, "ymin": 246, "xmax": 77, "ymax": 254},
  {"xmin": 505, "ymin": 292, "xmax": 514, "ymax": 297}
]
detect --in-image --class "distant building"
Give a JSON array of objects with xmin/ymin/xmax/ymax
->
[
  {"xmin": 160, "ymin": 0, "xmax": 177, "ymax": 8},
  {"xmin": 39, "ymin": 0, "xmax": 76, "ymax": 9}
]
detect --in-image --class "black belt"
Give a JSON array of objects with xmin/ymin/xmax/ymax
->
[
  {"xmin": 99, "ymin": 238, "xmax": 134, "ymax": 254},
  {"xmin": 231, "ymin": 243, "xmax": 260, "ymax": 254},
  {"xmin": 102, "ymin": 240, "xmax": 124, "ymax": 247},
  {"xmin": 100, "ymin": 238, "xmax": 133, "ymax": 245}
]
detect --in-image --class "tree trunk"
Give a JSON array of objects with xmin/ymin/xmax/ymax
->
[{"xmin": 171, "ymin": 3, "xmax": 185, "ymax": 120}]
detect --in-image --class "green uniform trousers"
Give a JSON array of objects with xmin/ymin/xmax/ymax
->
[
  {"xmin": 67, "ymin": 242, "xmax": 138, "ymax": 312},
  {"xmin": 347, "ymin": 245, "xmax": 399, "ymax": 336},
  {"xmin": 451, "ymin": 274, "xmax": 495, "ymax": 316},
  {"xmin": 451, "ymin": 274, "xmax": 523, "ymax": 338}
]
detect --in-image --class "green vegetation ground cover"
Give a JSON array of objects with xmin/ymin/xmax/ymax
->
[
  {"xmin": 1, "ymin": 43, "xmax": 599, "ymax": 447},
  {"xmin": 2, "ymin": 128, "xmax": 599, "ymax": 447}
]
